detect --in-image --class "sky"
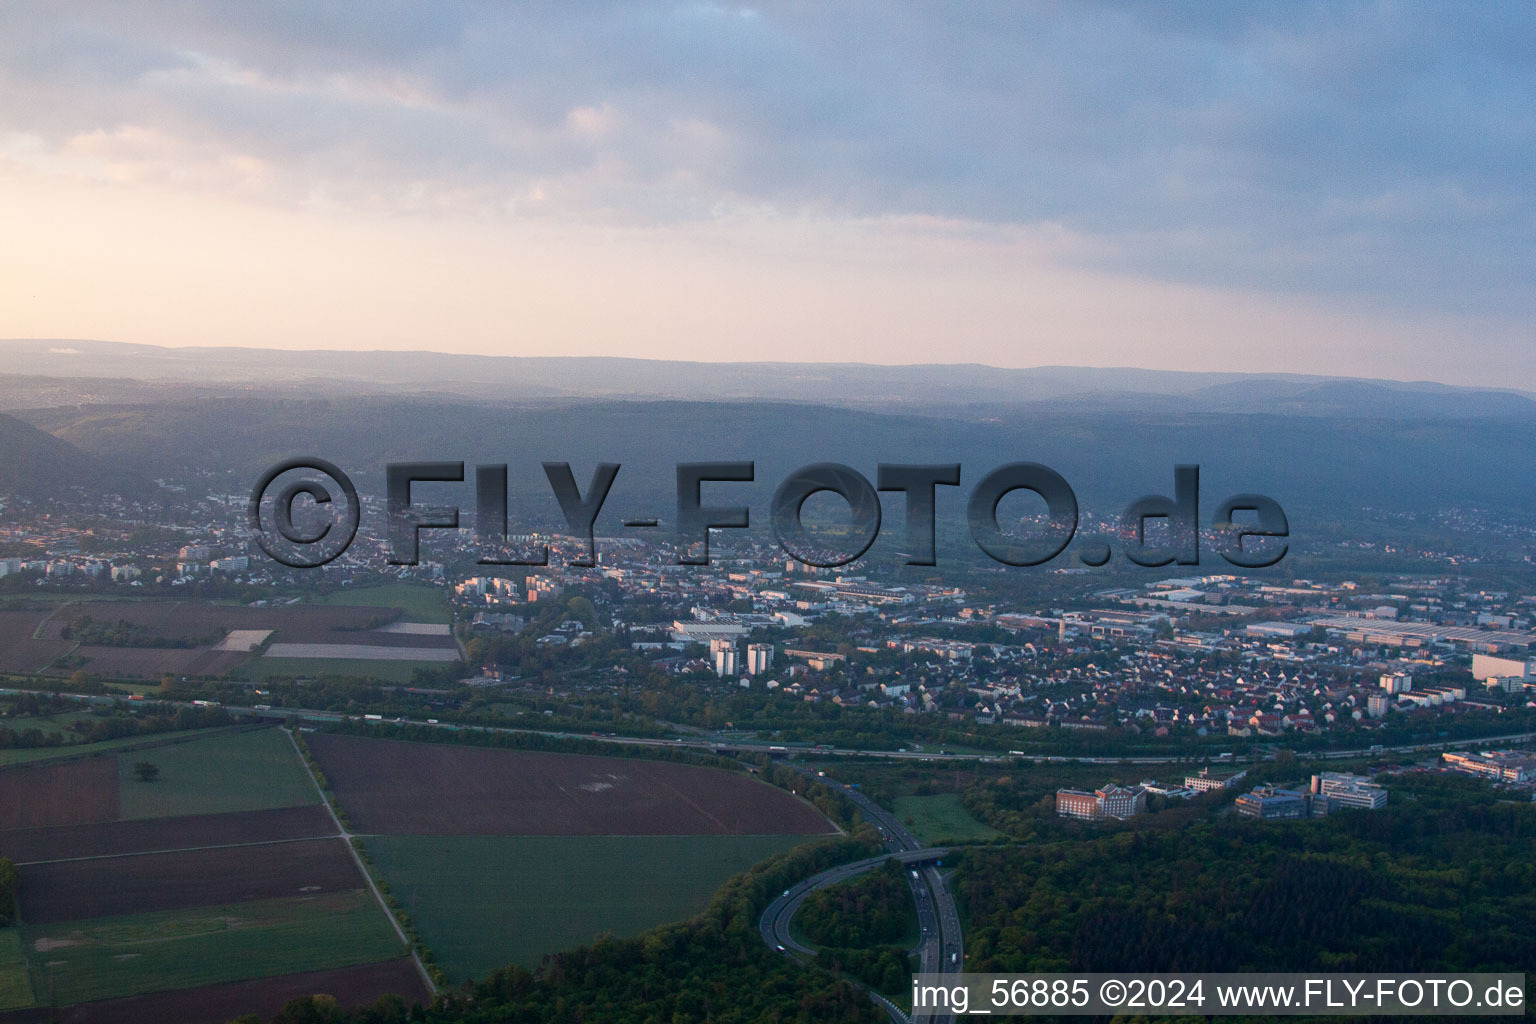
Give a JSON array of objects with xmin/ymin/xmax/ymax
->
[{"xmin": 1, "ymin": 2, "xmax": 1532, "ymax": 385}]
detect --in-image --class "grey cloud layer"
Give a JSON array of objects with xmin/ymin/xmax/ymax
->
[{"xmin": 2, "ymin": 1, "xmax": 1531, "ymax": 316}]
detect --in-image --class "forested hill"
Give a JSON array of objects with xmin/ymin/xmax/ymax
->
[
  {"xmin": 958, "ymin": 773, "xmax": 1536, "ymax": 975},
  {"xmin": 0, "ymin": 412, "xmax": 146, "ymax": 500},
  {"xmin": 14, "ymin": 394, "xmax": 1536, "ymax": 521}
]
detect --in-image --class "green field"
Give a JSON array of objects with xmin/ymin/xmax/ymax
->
[
  {"xmin": 0, "ymin": 929, "xmax": 33, "ymax": 1011},
  {"xmin": 232, "ymin": 657, "xmax": 445, "ymax": 684},
  {"xmin": 309, "ymin": 584, "xmax": 452, "ymax": 624},
  {"xmin": 22, "ymin": 890, "xmax": 404, "ymax": 1005},
  {"xmin": 0, "ymin": 727, "xmax": 241, "ymax": 769},
  {"xmin": 364, "ymin": 834, "xmax": 816, "ymax": 982},
  {"xmin": 891, "ymin": 793, "xmax": 1001, "ymax": 844},
  {"xmin": 0, "ymin": 711, "xmax": 94, "ymax": 737},
  {"xmin": 117, "ymin": 727, "xmax": 319, "ymax": 819}
]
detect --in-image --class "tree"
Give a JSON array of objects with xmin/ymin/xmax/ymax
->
[
  {"xmin": 0, "ymin": 857, "xmax": 18, "ymax": 926},
  {"xmin": 132, "ymin": 761, "xmax": 160, "ymax": 782}
]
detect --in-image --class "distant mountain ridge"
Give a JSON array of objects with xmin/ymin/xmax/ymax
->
[
  {"xmin": 4, "ymin": 340, "xmax": 1535, "ymax": 515},
  {"xmin": 2, "ymin": 338, "xmax": 1533, "ymax": 420}
]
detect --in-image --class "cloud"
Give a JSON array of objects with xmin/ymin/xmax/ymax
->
[{"xmin": 0, "ymin": 2, "xmax": 1531, "ymax": 339}]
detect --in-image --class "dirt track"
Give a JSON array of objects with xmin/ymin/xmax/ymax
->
[{"xmin": 0, "ymin": 804, "xmax": 335, "ymax": 864}]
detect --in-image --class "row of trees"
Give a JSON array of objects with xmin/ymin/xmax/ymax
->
[
  {"xmin": 0, "ymin": 858, "xmax": 17, "ymax": 927},
  {"xmin": 61, "ymin": 614, "xmax": 219, "ymax": 648},
  {"xmin": 0, "ymin": 704, "xmax": 232, "ymax": 750}
]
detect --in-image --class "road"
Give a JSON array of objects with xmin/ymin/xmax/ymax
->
[
  {"xmin": 9, "ymin": 688, "xmax": 1534, "ymax": 770},
  {"xmin": 835, "ymin": 778, "xmax": 964, "ymax": 1024},
  {"xmin": 11, "ymin": 687, "xmax": 1531, "ymax": 1020},
  {"xmin": 754, "ymin": 765, "xmax": 964, "ymax": 1024},
  {"xmin": 758, "ymin": 848, "xmax": 948, "ymax": 1024}
]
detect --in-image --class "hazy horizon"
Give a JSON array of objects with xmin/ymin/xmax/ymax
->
[
  {"xmin": 6, "ymin": 335, "xmax": 1536, "ymax": 399},
  {"xmin": 2, "ymin": 4, "xmax": 1533, "ymax": 388}
]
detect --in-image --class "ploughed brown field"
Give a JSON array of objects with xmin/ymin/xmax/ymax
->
[
  {"xmin": 0, "ymin": 758, "xmax": 118, "ymax": 830},
  {"xmin": 48, "ymin": 601, "xmax": 457, "ymax": 648},
  {"xmin": 6, "ymin": 600, "xmax": 459, "ymax": 678},
  {"xmin": 69, "ymin": 645, "xmax": 247, "ymax": 677},
  {"xmin": 19, "ymin": 837, "xmax": 365, "ymax": 923},
  {"xmin": 0, "ymin": 610, "xmax": 72, "ymax": 673},
  {"xmin": 306, "ymin": 733, "xmax": 835, "ymax": 836},
  {"xmin": 0, "ymin": 804, "xmax": 334, "ymax": 864},
  {"xmin": 0, "ymin": 957, "xmax": 429, "ymax": 1024}
]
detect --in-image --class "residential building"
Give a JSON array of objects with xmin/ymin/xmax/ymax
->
[
  {"xmin": 747, "ymin": 643, "xmax": 774, "ymax": 675},
  {"xmin": 711, "ymin": 638, "xmax": 738, "ymax": 679}
]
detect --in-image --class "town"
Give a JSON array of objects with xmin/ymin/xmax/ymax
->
[{"xmin": 5, "ymin": 485, "xmax": 1535, "ymax": 777}]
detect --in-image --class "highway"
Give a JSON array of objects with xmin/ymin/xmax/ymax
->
[
  {"xmin": 754, "ymin": 765, "xmax": 964, "ymax": 1024},
  {"xmin": 758, "ymin": 848, "xmax": 948, "ymax": 1024},
  {"xmin": 10, "ymin": 688, "xmax": 1535, "ymax": 771},
  {"xmin": 11, "ymin": 686, "xmax": 1533, "ymax": 1022},
  {"xmin": 836, "ymin": 778, "xmax": 963, "ymax": 1024}
]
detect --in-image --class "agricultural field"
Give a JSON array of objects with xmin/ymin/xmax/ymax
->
[
  {"xmin": 0, "ymin": 759, "xmax": 119, "ymax": 830},
  {"xmin": 0, "ymin": 724, "xmax": 839, "ymax": 1012},
  {"xmin": 890, "ymin": 793, "xmax": 1002, "ymax": 844},
  {"xmin": 0, "ymin": 726, "xmax": 242, "ymax": 770},
  {"xmin": 1, "ymin": 728, "xmax": 315, "ymax": 833},
  {"xmin": 114, "ymin": 727, "xmax": 319, "ymax": 820},
  {"xmin": 0, "ymin": 611, "xmax": 72, "ymax": 674},
  {"xmin": 2, "ymin": 599, "xmax": 457, "ymax": 682},
  {"xmin": 306, "ymin": 733, "xmax": 836, "ymax": 836},
  {"xmin": 68, "ymin": 646, "xmax": 245, "ymax": 679},
  {"xmin": 0, "ymin": 931, "xmax": 30, "ymax": 1013},
  {"xmin": 232, "ymin": 657, "xmax": 447, "ymax": 684},
  {"xmin": 309, "ymin": 584, "xmax": 453, "ymax": 624},
  {"xmin": 309, "ymin": 734, "xmax": 836, "ymax": 982},
  {"xmin": 0, "ymin": 725, "xmax": 424, "ymax": 1019},
  {"xmin": 20, "ymin": 839, "xmax": 364, "ymax": 922},
  {"xmin": 21, "ymin": 889, "xmax": 404, "ymax": 1006},
  {"xmin": 364, "ymin": 834, "xmax": 814, "ymax": 981},
  {"xmin": 0, "ymin": 959, "xmax": 427, "ymax": 1024},
  {"xmin": 0, "ymin": 805, "xmax": 333, "ymax": 864}
]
